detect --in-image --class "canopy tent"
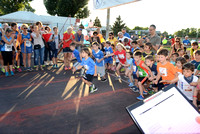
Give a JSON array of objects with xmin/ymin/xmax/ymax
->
[{"xmin": 0, "ymin": 11, "xmax": 50, "ymax": 24}]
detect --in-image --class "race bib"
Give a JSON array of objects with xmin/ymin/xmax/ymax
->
[
  {"xmin": 84, "ymin": 65, "xmax": 89, "ymax": 70},
  {"xmin": 26, "ymin": 40, "xmax": 31, "ymax": 47},
  {"xmin": 106, "ymin": 51, "xmax": 110, "ymax": 55},
  {"xmin": 118, "ymin": 54, "xmax": 125, "ymax": 59},
  {"xmin": 159, "ymin": 67, "xmax": 167, "ymax": 76},
  {"xmin": 5, "ymin": 43, "xmax": 12, "ymax": 51},
  {"xmin": 133, "ymin": 65, "xmax": 137, "ymax": 72}
]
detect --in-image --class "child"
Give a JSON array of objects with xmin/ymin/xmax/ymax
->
[
  {"xmin": 105, "ymin": 43, "xmax": 127, "ymax": 80},
  {"xmin": 193, "ymin": 80, "xmax": 200, "ymax": 108},
  {"xmin": 70, "ymin": 43, "xmax": 82, "ymax": 72},
  {"xmin": 49, "ymin": 27, "xmax": 61, "ymax": 68},
  {"xmin": 183, "ymin": 54, "xmax": 190, "ymax": 63},
  {"xmin": 104, "ymin": 41, "xmax": 113, "ymax": 70},
  {"xmin": 145, "ymin": 55, "xmax": 160, "ymax": 93},
  {"xmin": 142, "ymin": 42, "xmax": 154, "ymax": 60},
  {"xmin": 155, "ymin": 49, "xmax": 176, "ymax": 87},
  {"xmin": 190, "ymin": 41, "xmax": 199, "ymax": 60},
  {"xmin": 134, "ymin": 51, "xmax": 153, "ymax": 100},
  {"xmin": 121, "ymin": 51, "xmax": 134, "ymax": 87},
  {"xmin": 131, "ymin": 40, "xmax": 139, "ymax": 53},
  {"xmin": 191, "ymin": 50, "xmax": 200, "ymax": 75},
  {"xmin": 177, "ymin": 48, "xmax": 184, "ymax": 57},
  {"xmin": 72, "ymin": 47, "xmax": 97, "ymax": 93},
  {"xmin": 170, "ymin": 52, "xmax": 179, "ymax": 66},
  {"xmin": 161, "ymin": 63, "xmax": 198, "ymax": 107},
  {"xmin": 92, "ymin": 42, "xmax": 107, "ymax": 82},
  {"xmin": 175, "ymin": 57, "xmax": 187, "ymax": 76},
  {"xmin": 123, "ymin": 38, "xmax": 132, "ymax": 50}
]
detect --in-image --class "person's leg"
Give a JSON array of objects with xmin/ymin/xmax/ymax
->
[
  {"xmin": 138, "ymin": 81, "xmax": 144, "ymax": 98},
  {"xmin": 39, "ymin": 47, "xmax": 45, "ymax": 69},
  {"xmin": 27, "ymin": 53, "xmax": 32, "ymax": 68},
  {"xmin": 2, "ymin": 51, "xmax": 8, "ymax": 72},
  {"xmin": 82, "ymin": 78, "xmax": 92, "ymax": 86},
  {"xmin": 116, "ymin": 64, "xmax": 121, "ymax": 77},
  {"xmin": 48, "ymin": 49, "xmax": 52, "ymax": 64},
  {"xmin": 67, "ymin": 52, "xmax": 72, "ymax": 68},
  {"xmin": 128, "ymin": 71, "xmax": 134, "ymax": 83},
  {"xmin": 55, "ymin": 49, "xmax": 58, "ymax": 65},
  {"xmin": 22, "ymin": 53, "xmax": 27, "ymax": 68},
  {"xmin": 34, "ymin": 49, "xmax": 39, "ymax": 70},
  {"xmin": 44, "ymin": 47, "xmax": 48, "ymax": 65},
  {"xmin": 8, "ymin": 52, "xmax": 14, "ymax": 75},
  {"xmin": 64, "ymin": 53, "xmax": 68, "ymax": 67}
]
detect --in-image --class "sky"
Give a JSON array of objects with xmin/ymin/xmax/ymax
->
[{"xmin": 30, "ymin": 0, "xmax": 200, "ymax": 34}]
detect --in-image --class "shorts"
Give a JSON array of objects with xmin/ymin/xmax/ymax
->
[
  {"xmin": 105, "ymin": 58, "xmax": 113, "ymax": 64},
  {"xmin": 73, "ymin": 62, "xmax": 81, "ymax": 68},
  {"xmin": 83, "ymin": 74, "xmax": 94, "ymax": 82},
  {"xmin": 0, "ymin": 45, "xmax": 2, "ymax": 52},
  {"xmin": 1, "ymin": 51, "xmax": 13, "ymax": 66},
  {"xmin": 133, "ymin": 74, "xmax": 138, "ymax": 79},
  {"xmin": 96, "ymin": 65, "xmax": 105, "ymax": 77},
  {"xmin": 138, "ymin": 77, "xmax": 148, "ymax": 83},
  {"xmin": 12, "ymin": 46, "xmax": 20, "ymax": 51},
  {"xmin": 51, "ymin": 49, "xmax": 58, "ymax": 58},
  {"xmin": 21, "ymin": 46, "xmax": 32, "ymax": 54},
  {"xmin": 63, "ymin": 47, "xmax": 72, "ymax": 53}
]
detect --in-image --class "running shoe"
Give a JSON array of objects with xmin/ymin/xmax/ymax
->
[
  {"xmin": 128, "ymin": 83, "xmax": 134, "ymax": 87},
  {"xmin": 143, "ymin": 91, "xmax": 148, "ymax": 95},
  {"xmin": 17, "ymin": 68, "xmax": 22, "ymax": 72},
  {"xmin": 101, "ymin": 78, "xmax": 107, "ymax": 82},
  {"xmin": 89, "ymin": 85, "xmax": 94, "ymax": 93},
  {"xmin": 148, "ymin": 90, "xmax": 155, "ymax": 95},
  {"xmin": 10, "ymin": 71, "xmax": 14, "ymax": 76},
  {"xmin": 53, "ymin": 64, "xmax": 56, "ymax": 68},
  {"xmin": 55, "ymin": 64, "xmax": 58, "ymax": 68},
  {"xmin": 5, "ymin": 72, "xmax": 9, "ymax": 77},
  {"xmin": 68, "ymin": 67, "xmax": 71, "ymax": 70},
  {"xmin": 115, "ymin": 76, "xmax": 121, "ymax": 80},
  {"xmin": 137, "ymin": 95, "xmax": 144, "ymax": 101},
  {"xmin": 131, "ymin": 86, "xmax": 139, "ymax": 92},
  {"xmin": 64, "ymin": 66, "xmax": 68, "ymax": 70},
  {"xmin": 1, "ymin": 68, "xmax": 5, "ymax": 73}
]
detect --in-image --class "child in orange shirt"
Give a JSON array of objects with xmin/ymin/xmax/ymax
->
[
  {"xmin": 154, "ymin": 49, "xmax": 176, "ymax": 86},
  {"xmin": 175, "ymin": 57, "xmax": 187, "ymax": 76}
]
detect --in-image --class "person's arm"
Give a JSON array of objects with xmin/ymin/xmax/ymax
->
[
  {"xmin": 104, "ymin": 53, "xmax": 114, "ymax": 58},
  {"xmin": 97, "ymin": 52, "xmax": 104, "ymax": 63},
  {"xmin": 154, "ymin": 71, "xmax": 161, "ymax": 85},
  {"xmin": 72, "ymin": 65, "xmax": 83, "ymax": 73},
  {"xmin": 2, "ymin": 35, "xmax": 14, "ymax": 45},
  {"xmin": 193, "ymin": 88, "xmax": 199, "ymax": 107},
  {"xmin": 160, "ymin": 77, "xmax": 179, "ymax": 84},
  {"xmin": 141, "ymin": 62, "xmax": 153, "ymax": 79}
]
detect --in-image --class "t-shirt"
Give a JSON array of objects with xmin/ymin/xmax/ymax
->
[
  {"xmin": 157, "ymin": 62, "xmax": 176, "ymax": 82},
  {"xmin": 135, "ymin": 60, "xmax": 149, "ymax": 77},
  {"xmin": 49, "ymin": 34, "xmax": 60, "ymax": 49},
  {"xmin": 1, "ymin": 35, "xmax": 13, "ymax": 52},
  {"xmin": 177, "ymin": 74, "xmax": 198, "ymax": 100},
  {"xmin": 126, "ymin": 58, "xmax": 133, "ymax": 70},
  {"xmin": 124, "ymin": 39, "xmax": 132, "ymax": 50},
  {"xmin": 183, "ymin": 39, "xmax": 191, "ymax": 46},
  {"xmin": 149, "ymin": 64, "xmax": 157, "ymax": 77},
  {"xmin": 63, "ymin": 32, "xmax": 75, "ymax": 48},
  {"xmin": 132, "ymin": 58, "xmax": 137, "ymax": 74},
  {"xmin": 191, "ymin": 60, "xmax": 200, "ymax": 69},
  {"xmin": 81, "ymin": 57, "xmax": 95, "ymax": 75},
  {"xmin": 124, "ymin": 32, "xmax": 130, "ymax": 38},
  {"xmin": 92, "ymin": 49, "xmax": 104, "ymax": 67},
  {"xmin": 175, "ymin": 66, "xmax": 182, "ymax": 75},
  {"xmin": 73, "ymin": 49, "xmax": 81, "ymax": 63},
  {"xmin": 104, "ymin": 46, "xmax": 113, "ymax": 60},
  {"xmin": 74, "ymin": 33, "xmax": 84, "ymax": 42},
  {"xmin": 114, "ymin": 50, "xmax": 126, "ymax": 64},
  {"xmin": 107, "ymin": 37, "xmax": 118, "ymax": 46}
]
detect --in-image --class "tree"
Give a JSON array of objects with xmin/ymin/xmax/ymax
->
[
  {"xmin": 0, "ymin": 0, "xmax": 35, "ymax": 15},
  {"xmin": 132, "ymin": 26, "xmax": 148, "ymax": 30},
  {"xmin": 93, "ymin": 17, "xmax": 101, "ymax": 27},
  {"xmin": 44, "ymin": 0, "xmax": 90, "ymax": 18},
  {"xmin": 111, "ymin": 15, "xmax": 126, "ymax": 36}
]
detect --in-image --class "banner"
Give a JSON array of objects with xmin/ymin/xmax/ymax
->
[{"xmin": 93, "ymin": 0, "xmax": 140, "ymax": 10}]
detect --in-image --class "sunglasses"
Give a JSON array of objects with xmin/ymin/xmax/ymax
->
[
  {"xmin": 109, "ymin": 35, "xmax": 112, "ymax": 36},
  {"xmin": 176, "ymin": 41, "xmax": 180, "ymax": 42},
  {"xmin": 24, "ymin": 28, "xmax": 28, "ymax": 29}
]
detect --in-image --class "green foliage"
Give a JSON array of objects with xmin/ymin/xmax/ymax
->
[
  {"xmin": 174, "ymin": 28, "xmax": 200, "ymax": 38},
  {"xmin": 44, "ymin": 0, "xmax": 89, "ymax": 18},
  {"xmin": 111, "ymin": 15, "xmax": 126, "ymax": 36},
  {"xmin": 0, "ymin": 0, "xmax": 34, "ymax": 15},
  {"xmin": 93, "ymin": 17, "xmax": 101, "ymax": 28},
  {"xmin": 132, "ymin": 26, "xmax": 148, "ymax": 30}
]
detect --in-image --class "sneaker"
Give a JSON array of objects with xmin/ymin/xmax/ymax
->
[
  {"xmin": 68, "ymin": 67, "xmax": 71, "ymax": 70},
  {"xmin": 55, "ymin": 64, "xmax": 58, "ymax": 68},
  {"xmin": 89, "ymin": 85, "xmax": 94, "ymax": 93},
  {"xmin": 148, "ymin": 90, "xmax": 155, "ymax": 95},
  {"xmin": 27, "ymin": 67, "xmax": 33, "ymax": 71},
  {"xmin": 93, "ymin": 87, "xmax": 98, "ymax": 92},
  {"xmin": 64, "ymin": 66, "xmax": 68, "ymax": 70},
  {"xmin": 24, "ymin": 67, "xmax": 28, "ymax": 71},
  {"xmin": 42, "ymin": 65, "xmax": 46, "ymax": 68},
  {"xmin": 131, "ymin": 86, "xmax": 139, "ymax": 92},
  {"xmin": 12, "ymin": 68, "xmax": 15, "ymax": 72},
  {"xmin": 115, "ymin": 76, "xmax": 121, "ymax": 80},
  {"xmin": 128, "ymin": 83, "xmax": 134, "ymax": 87},
  {"xmin": 143, "ymin": 91, "xmax": 148, "ymax": 95},
  {"xmin": 127, "ymin": 79, "xmax": 131, "ymax": 83},
  {"xmin": 44, "ymin": 61, "xmax": 49, "ymax": 66},
  {"xmin": 10, "ymin": 71, "xmax": 14, "ymax": 76},
  {"xmin": 101, "ymin": 78, "xmax": 107, "ymax": 82},
  {"xmin": 5, "ymin": 72, "xmax": 9, "ymax": 77},
  {"xmin": 137, "ymin": 95, "xmax": 144, "ymax": 101},
  {"xmin": 35, "ymin": 66, "xmax": 39, "ymax": 71},
  {"xmin": 53, "ymin": 64, "xmax": 56, "ymax": 68},
  {"xmin": 49, "ymin": 61, "xmax": 53, "ymax": 66},
  {"xmin": 17, "ymin": 68, "xmax": 22, "ymax": 72},
  {"xmin": 1, "ymin": 68, "xmax": 5, "ymax": 73}
]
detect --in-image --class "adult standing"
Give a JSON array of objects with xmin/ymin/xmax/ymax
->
[
  {"xmin": 170, "ymin": 37, "xmax": 184, "ymax": 57},
  {"xmin": 146, "ymin": 24, "xmax": 161, "ymax": 53},
  {"xmin": 183, "ymin": 36, "xmax": 191, "ymax": 46},
  {"xmin": 74, "ymin": 29, "xmax": 84, "ymax": 52},
  {"xmin": 21, "ymin": 24, "xmax": 33, "ymax": 71},
  {"xmin": 96, "ymin": 28, "xmax": 105, "ymax": 43},
  {"xmin": 62, "ymin": 27, "xmax": 75, "ymax": 70},
  {"xmin": 31, "ymin": 25, "xmax": 45, "ymax": 71},
  {"xmin": 90, "ymin": 31, "xmax": 101, "ymax": 44},
  {"xmin": 121, "ymin": 28, "xmax": 130, "ymax": 38},
  {"xmin": 107, "ymin": 32, "xmax": 118, "ymax": 48}
]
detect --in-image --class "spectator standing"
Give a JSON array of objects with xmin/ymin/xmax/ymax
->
[
  {"xmin": 122, "ymin": 28, "xmax": 130, "ymax": 38},
  {"xmin": 74, "ymin": 29, "xmax": 84, "ymax": 52}
]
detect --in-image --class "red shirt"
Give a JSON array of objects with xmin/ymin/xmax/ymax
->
[
  {"xmin": 42, "ymin": 33, "xmax": 52, "ymax": 42},
  {"xmin": 114, "ymin": 50, "xmax": 126, "ymax": 64},
  {"xmin": 63, "ymin": 32, "xmax": 75, "ymax": 48}
]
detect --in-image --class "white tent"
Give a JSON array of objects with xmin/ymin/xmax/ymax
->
[{"xmin": 0, "ymin": 11, "xmax": 77, "ymax": 36}]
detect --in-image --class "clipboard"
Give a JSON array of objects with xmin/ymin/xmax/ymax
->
[{"xmin": 126, "ymin": 84, "xmax": 200, "ymax": 134}]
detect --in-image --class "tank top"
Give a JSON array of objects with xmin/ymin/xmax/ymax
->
[
  {"xmin": 2, "ymin": 35, "xmax": 13, "ymax": 52},
  {"xmin": 22, "ymin": 32, "xmax": 31, "ymax": 47}
]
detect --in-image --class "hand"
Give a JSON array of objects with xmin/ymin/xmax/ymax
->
[
  {"xmin": 190, "ymin": 82, "xmax": 198, "ymax": 86},
  {"xmin": 149, "ymin": 76, "xmax": 154, "ymax": 81},
  {"xmin": 97, "ymin": 60, "xmax": 100, "ymax": 63},
  {"xmin": 154, "ymin": 80, "xmax": 158, "ymax": 85}
]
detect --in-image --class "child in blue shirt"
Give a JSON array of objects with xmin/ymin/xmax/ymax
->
[
  {"xmin": 70, "ymin": 43, "xmax": 82, "ymax": 71},
  {"xmin": 92, "ymin": 42, "xmax": 107, "ymax": 82},
  {"xmin": 72, "ymin": 47, "xmax": 97, "ymax": 93},
  {"xmin": 104, "ymin": 41, "xmax": 113, "ymax": 70}
]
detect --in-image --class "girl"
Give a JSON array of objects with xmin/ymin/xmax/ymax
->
[
  {"xmin": 21, "ymin": 24, "xmax": 32, "ymax": 71},
  {"xmin": 121, "ymin": 51, "xmax": 134, "ymax": 87},
  {"xmin": 1, "ymin": 28, "xmax": 16, "ymax": 76},
  {"xmin": 190, "ymin": 42, "xmax": 199, "ymax": 60},
  {"xmin": 175, "ymin": 57, "xmax": 187, "ymax": 77},
  {"xmin": 170, "ymin": 37, "xmax": 184, "ymax": 57},
  {"xmin": 72, "ymin": 48, "xmax": 97, "ymax": 93},
  {"xmin": 105, "ymin": 43, "xmax": 126, "ymax": 80},
  {"xmin": 31, "ymin": 25, "xmax": 45, "ymax": 71},
  {"xmin": 104, "ymin": 41, "xmax": 113, "ymax": 70},
  {"xmin": 62, "ymin": 27, "xmax": 75, "ymax": 70}
]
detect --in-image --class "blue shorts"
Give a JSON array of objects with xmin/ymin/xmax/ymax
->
[
  {"xmin": 133, "ymin": 74, "xmax": 138, "ymax": 79},
  {"xmin": 105, "ymin": 58, "xmax": 113, "ymax": 64},
  {"xmin": 51, "ymin": 49, "xmax": 58, "ymax": 58},
  {"xmin": 21, "ymin": 46, "xmax": 32, "ymax": 54},
  {"xmin": 63, "ymin": 47, "xmax": 72, "ymax": 53}
]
